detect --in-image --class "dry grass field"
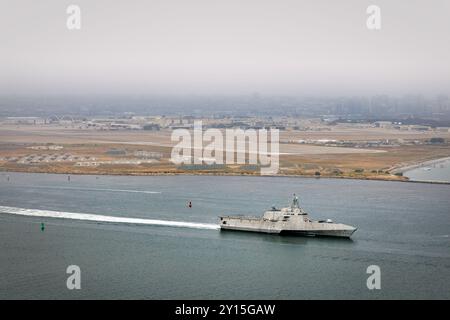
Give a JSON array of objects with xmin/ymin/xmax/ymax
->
[{"xmin": 1, "ymin": 124, "xmax": 449, "ymax": 181}]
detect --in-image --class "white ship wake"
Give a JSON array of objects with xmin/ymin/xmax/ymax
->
[{"xmin": 0, "ymin": 206, "xmax": 219, "ymax": 230}]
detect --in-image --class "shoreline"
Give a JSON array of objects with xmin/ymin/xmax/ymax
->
[
  {"xmin": 390, "ymin": 156, "xmax": 450, "ymax": 174},
  {"xmin": 2, "ymin": 168, "xmax": 450, "ymax": 185}
]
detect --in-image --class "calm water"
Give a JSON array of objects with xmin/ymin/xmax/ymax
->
[
  {"xmin": 404, "ymin": 158, "xmax": 450, "ymax": 183},
  {"xmin": 0, "ymin": 172, "xmax": 449, "ymax": 299}
]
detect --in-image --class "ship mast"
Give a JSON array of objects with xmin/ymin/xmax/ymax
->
[{"xmin": 291, "ymin": 194, "xmax": 299, "ymax": 209}]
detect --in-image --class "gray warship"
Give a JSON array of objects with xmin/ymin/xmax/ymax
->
[{"xmin": 219, "ymin": 194, "xmax": 357, "ymax": 238}]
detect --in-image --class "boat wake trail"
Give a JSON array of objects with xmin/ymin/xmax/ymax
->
[
  {"xmin": 27, "ymin": 186, "xmax": 162, "ymax": 194},
  {"xmin": 0, "ymin": 206, "xmax": 220, "ymax": 230}
]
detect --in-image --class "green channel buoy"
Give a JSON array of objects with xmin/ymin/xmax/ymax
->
[{"xmin": 41, "ymin": 222, "xmax": 45, "ymax": 232}]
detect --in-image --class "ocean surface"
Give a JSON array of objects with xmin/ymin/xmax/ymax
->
[
  {"xmin": 403, "ymin": 158, "xmax": 450, "ymax": 183},
  {"xmin": 0, "ymin": 172, "xmax": 449, "ymax": 299}
]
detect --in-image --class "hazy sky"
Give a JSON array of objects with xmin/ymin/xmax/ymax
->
[{"xmin": 1, "ymin": 0, "xmax": 449, "ymax": 96}]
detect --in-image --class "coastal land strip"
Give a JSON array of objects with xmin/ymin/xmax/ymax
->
[{"xmin": 1, "ymin": 125, "xmax": 449, "ymax": 184}]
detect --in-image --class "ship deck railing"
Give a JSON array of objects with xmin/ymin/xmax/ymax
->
[{"xmin": 220, "ymin": 215, "xmax": 262, "ymax": 221}]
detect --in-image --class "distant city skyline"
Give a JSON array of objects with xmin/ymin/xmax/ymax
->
[
  {"xmin": 1, "ymin": 94, "xmax": 449, "ymax": 122},
  {"xmin": 1, "ymin": 0, "xmax": 450, "ymax": 96}
]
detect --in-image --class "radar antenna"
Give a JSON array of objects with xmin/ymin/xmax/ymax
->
[{"xmin": 291, "ymin": 193, "xmax": 300, "ymax": 209}]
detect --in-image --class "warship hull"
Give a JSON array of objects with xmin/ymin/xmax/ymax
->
[
  {"xmin": 220, "ymin": 217, "xmax": 357, "ymax": 238},
  {"xmin": 219, "ymin": 194, "xmax": 357, "ymax": 239},
  {"xmin": 278, "ymin": 229, "xmax": 356, "ymax": 238}
]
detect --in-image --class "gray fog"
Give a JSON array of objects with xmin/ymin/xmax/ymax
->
[{"xmin": 1, "ymin": 0, "xmax": 449, "ymax": 95}]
